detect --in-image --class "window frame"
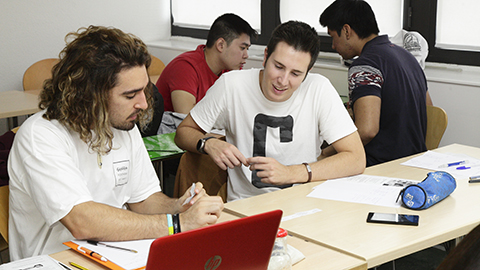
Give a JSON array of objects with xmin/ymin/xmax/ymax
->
[
  {"xmin": 406, "ymin": 0, "xmax": 480, "ymax": 67},
  {"xmin": 170, "ymin": 0, "xmax": 279, "ymax": 45},
  {"xmin": 170, "ymin": 0, "xmax": 480, "ymax": 67}
]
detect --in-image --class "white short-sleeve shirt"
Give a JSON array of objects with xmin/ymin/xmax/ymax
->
[
  {"xmin": 8, "ymin": 110, "xmax": 161, "ymax": 260},
  {"xmin": 190, "ymin": 69, "xmax": 356, "ymax": 202}
]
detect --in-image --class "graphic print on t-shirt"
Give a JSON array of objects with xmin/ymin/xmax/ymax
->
[{"xmin": 251, "ymin": 113, "xmax": 294, "ymax": 189}]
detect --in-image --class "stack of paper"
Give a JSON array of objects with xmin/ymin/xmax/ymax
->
[
  {"xmin": 0, "ymin": 255, "xmax": 66, "ymax": 270},
  {"xmin": 65, "ymin": 239, "xmax": 154, "ymax": 270},
  {"xmin": 401, "ymin": 151, "xmax": 480, "ymax": 178}
]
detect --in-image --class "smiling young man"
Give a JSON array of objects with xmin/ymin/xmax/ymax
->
[
  {"xmin": 7, "ymin": 26, "xmax": 223, "ymax": 261},
  {"xmin": 156, "ymin": 13, "xmax": 258, "ymax": 116},
  {"xmin": 175, "ymin": 21, "xmax": 365, "ymax": 202}
]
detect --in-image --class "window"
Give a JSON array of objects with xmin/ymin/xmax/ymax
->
[
  {"xmin": 280, "ymin": 0, "xmax": 403, "ymax": 37},
  {"xmin": 171, "ymin": 0, "xmax": 480, "ymax": 67},
  {"xmin": 171, "ymin": 0, "xmax": 261, "ymax": 31},
  {"xmin": 435, "ymin": 0, "xmax": 480, "ymax": 52},
  {"xmin": 408, "ymin": 0, "xmax": 480, "ymax": 66},
  {"xmin": 171, "ymin": 0, "xmax": 278, "ymax": 44}
]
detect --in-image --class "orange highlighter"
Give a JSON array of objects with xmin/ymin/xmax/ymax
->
[{"xmin": 77, "ymin": 245, "xmax": 108, "ymax": 262}]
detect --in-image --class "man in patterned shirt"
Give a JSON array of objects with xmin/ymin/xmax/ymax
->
[{"xmin": 320, "ymin": 0, "xmax": 433, "ymax": 166}]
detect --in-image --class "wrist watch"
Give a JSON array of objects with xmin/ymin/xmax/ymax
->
[{"xmin": 196, "ymin": 136, "xmax": 216, "ymax": 154}]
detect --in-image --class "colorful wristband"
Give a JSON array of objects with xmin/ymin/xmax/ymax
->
[{"xmin": 167, "ymin": 214, "xmax": 174, "ymax": 235}]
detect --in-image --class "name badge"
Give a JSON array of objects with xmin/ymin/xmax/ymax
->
[{"xmin": 113, "ymin": 160, "xmax": 130, "ymax": 186}]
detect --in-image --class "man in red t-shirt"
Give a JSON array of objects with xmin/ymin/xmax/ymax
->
[{"xmin": 156, "ymin": 13, "xmax": 257, "ymax": 115}]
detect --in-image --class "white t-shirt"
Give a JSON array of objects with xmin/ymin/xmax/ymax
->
[
  {"xmin": 190, "ymin": 69, "xmax": 356, "ymax": 202},
  {"xmin": 7, "ymin": 110, "xmax": 161, "ymax": 260}
]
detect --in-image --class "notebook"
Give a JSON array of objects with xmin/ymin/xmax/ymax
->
[{"xmin": 145, "ymin": 209, "xmax": 283, "ymax": 270}]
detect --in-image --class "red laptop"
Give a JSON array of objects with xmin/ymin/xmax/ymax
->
[{"xmin": 145, "ymin": 210, "xmax": 283, "ymax": 270}]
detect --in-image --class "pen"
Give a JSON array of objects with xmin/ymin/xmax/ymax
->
[
  {"xmin": 77, "ymin": 245, "xmax": 108, "ymax": 262},
  {"xmin": 69, "ymin": 262, "xmax": 90, "ymax": 270},
  {"xmin": 439, "ymin": 160, "xmax": 467, "ymax": 168},
  {"xmin": 87, "ymin": 240, "xmax": 138, "ymax": 253},
  {"xmin": 147, "ymin": 149, "xmax": 181, "ymax": 152},
  {"xmin": 470, "ymin": 175, "xmax": 480, "ymax": 180},
  {"xmin": 469, "ymin": 179, "xmax": 480, "ymax": 184},
  {"xmin": 58, "ymin": 261, "xmax": 74, "ymax": 270}
]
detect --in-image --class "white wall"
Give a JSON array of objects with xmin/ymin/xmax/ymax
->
[
  {"xmin": 2, "ymin": 0, "xmax": 480, "ymax": 149},
  {"xmin": 0, "ymin": 0, "xmax": 170, "ymax": 134}
]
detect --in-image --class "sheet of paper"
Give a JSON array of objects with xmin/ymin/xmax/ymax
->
[
  {"xmin": 307, "ymin": 175, "xmax": 419, "ymax": 208},
  {"xmin": 73, "ymin": 239, "xmax": 154, "ymax": 270},
  {"xmin": 401, "ymin": 151, "xmax": 480, "ymax": 178},
  {"xmin": 0, "ymin": 255, "xmax": 65, "ymax": 270}
]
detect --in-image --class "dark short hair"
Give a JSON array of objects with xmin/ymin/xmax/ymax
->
[
  {"xmin": 265, "ymin": 21, "xmax": 320, "ymax": 71},
  {"xmin": 319, "ymin": 0, "xmax": 380, "ymax": 39},
  {"xmin": 206, "ymin": 13, "xmax": 258, "ymax": 48},
  {"xmin": 40, "ymin": 25, "xmax": 153, "ymax": 154}
]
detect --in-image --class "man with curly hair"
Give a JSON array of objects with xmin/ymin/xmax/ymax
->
[{"xmin": 7, "ymin": 26, "xmax": 223, "ymax": 260}]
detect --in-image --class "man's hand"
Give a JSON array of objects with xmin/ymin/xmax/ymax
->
[
  {"xmin": 179, "ymin": 195, "xmax": 224, "ymax": 231},
  {"xmin": 247, "ymin": 156, "xmax": 303, "ymax": 186},
  {"xmin": 205, "ymin": 139, "xmax": 249, "ymax": 170},
  {"xmin": 175, "ymin": 182, "xmax": 206, "ymax": 213}
]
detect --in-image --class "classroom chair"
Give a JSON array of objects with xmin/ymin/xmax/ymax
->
[
  {"xmin": 426, "ymin": 105, "xmax": 448, "ymax": 150},
  {"xmin": 0, "ymin": 185, "xmax": 9, "ymax": 263},
  {"xmin": 148, "ymin": 55, "xmax": 166, "ymax": 84},
  {"xmin": 436, "ymin": 223, "xmax": 480, "ymax": 270},
  {"xmin": 173, "ymin": 150, "xmax": 228, "ymax": 202},
  {"xmin": 23, "ymin": 55, "xmax": 164, "ymax": 91},
  {"xmin": 22, "ymin": 58, "xmax": 59, "ymax": 91}
]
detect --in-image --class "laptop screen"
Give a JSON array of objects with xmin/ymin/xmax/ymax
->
[{"xmin": 146, "ymin": 210, "xmax": 282, "ymax": 270}]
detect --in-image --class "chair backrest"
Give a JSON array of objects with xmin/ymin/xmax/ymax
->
[
  {"xmin": 23, "ymin": 58, "xmax": 60, "ymax": 91},
  {"xmin": 148, "ymin": 55, "xmax": 166, "ymax": 77},
  {"xmin": 0, "ymin": 185, "xmax": 9, "ymax": 243},
  {"xmin": 426, "ymin": 105, "xmax": 448, "ymax": 150},
  {"xmin": 174, "ymin": 150, "xmax": 228, "ymax": 202}
]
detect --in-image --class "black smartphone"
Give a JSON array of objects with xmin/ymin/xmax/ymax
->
[{"xmin": 366, "ymin": 212, "xmax": 419, "ymax": 226}]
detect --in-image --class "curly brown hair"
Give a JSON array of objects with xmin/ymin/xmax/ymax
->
[{"xmin": 40, "ymin": 25, "xmax": 154, "ymax": 155}]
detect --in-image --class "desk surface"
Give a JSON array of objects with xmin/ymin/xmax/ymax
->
[
  {"xmin": 225, "ymin": 144, "xmax": 480, "ymax": 268},
  {"xmin": 0, "ymin": 90, "xmax": 41, "ymax": 119},
  {"xmin": 50, "ymin": 212, "xmax": 366, "ymax": 270},
  {"xmin": 143, "ymin": 133, "xmax": 185, "ymax": 161}
]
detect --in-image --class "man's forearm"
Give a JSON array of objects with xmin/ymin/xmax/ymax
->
[
  {"xmin": 311, "ymin": 132, "xmax": 366, "ymax": 181},
  {"xmin": 61, "ymin": 201, "xmax": 170, "ymax": 241},
  {"xmin": 310, "ymin": 149, "xmax": 365, "ymax": 181},
  {"xmin": 128, "ymin": 192, "xmax": 179, "ymax": 214},
  {"xmin": 175, "ymin": 115, "xmax": 207, "ymax": 153}
]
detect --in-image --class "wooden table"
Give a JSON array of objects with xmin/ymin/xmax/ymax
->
[
  {"xmin": 0, "ymin": 90, "xmax": 41, "ymax": 119},
  {"xmin": 225, "ymin": 144, "xmax": 480, "ymax": 268},
  {"xmin": 0, "ymin": 90, "xmax": 41, "ymax": 128},
  {"xmin": 50, "ymin": 212, "xmax": 367, "ymax": 270}
]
